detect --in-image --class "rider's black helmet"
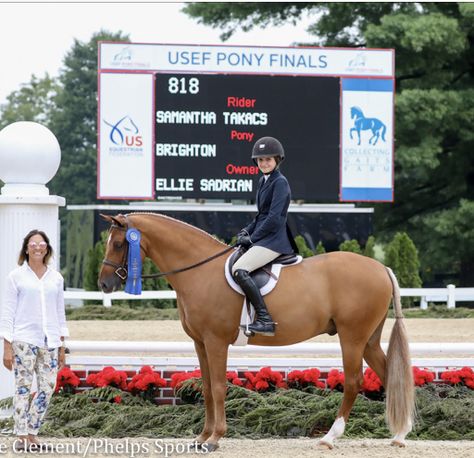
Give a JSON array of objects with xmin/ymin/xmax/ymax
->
[{"xmin": 251, "ymin": 137, "xmax": 285, "ymax": 165}]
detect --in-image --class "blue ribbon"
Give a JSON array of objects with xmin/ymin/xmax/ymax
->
[{"xmin": 124, "ymin": 228, "xmax": 142, "ymax": 295}]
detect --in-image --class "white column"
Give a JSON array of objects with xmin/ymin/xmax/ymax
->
[{"xmin": 0, "ymin": 122, "xmax": 65, "ymax": 401}]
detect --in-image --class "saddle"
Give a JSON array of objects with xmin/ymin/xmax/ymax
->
[
  {"xmin": 225, "ymin": 248, "xmax": 302, "ymax": 346},
  {"xmin": 226, "ymin": 248, "xmax": 301, "ymax": 294}
]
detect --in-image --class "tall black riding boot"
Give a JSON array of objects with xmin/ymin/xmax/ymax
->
[{"xmin": 234, "ymin": 269, "xmax": 275, "ymax": 336}]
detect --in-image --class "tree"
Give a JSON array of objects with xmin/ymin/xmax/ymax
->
[
  {"xmin": 315, "ymin": 241, "xmax": 326, "ymax": 255},
  {"xmin": 0, "ymin": 74, "xmax": 60, "ymax": 130},
  {"xmin": 49, "ymin": 30, "xmax": 129, "ymax": 204},
  {"xmin": 184, "ymin": 3, "xmax": 474, "ymax": 285},
  {"xmin": 339, "ymin": 239, "xmax": 362, "ymax": 254},
  {"xmin": 363, "ymin": 235, "xmax": 376, "ymax": 258},
  {"xmin": 294, "ymin": 235, "xmax": 314, "ymax": 258},
  {"xmin": 385, "ymin": 232, "xmax": 422, "ymax": 289}
]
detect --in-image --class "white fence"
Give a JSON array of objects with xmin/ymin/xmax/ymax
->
[
  {"xmin": 66, "ymin": 341, "xmax": 474, "ymax": 376},
  {"xmin": 65, "ymin": 286, "xmax": 474, "ymax": 309}
]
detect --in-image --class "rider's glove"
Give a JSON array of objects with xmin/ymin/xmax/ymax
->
[{"xmin": 237, "ymin": 234, "xmax": 252, "ymax": 248}]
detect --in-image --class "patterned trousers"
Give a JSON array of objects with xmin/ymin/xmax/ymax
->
[{"xmin": 12, "ymin": 341, "xmax": 58, "ymax": 436}]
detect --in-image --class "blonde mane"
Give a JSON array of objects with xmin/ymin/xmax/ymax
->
[{"xmin": 126, "ymin": 212, "xmax": 228, "ymax": 246}]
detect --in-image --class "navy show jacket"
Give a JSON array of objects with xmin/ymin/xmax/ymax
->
[{"xmin": 243, "ymin": 169, "xmax": 297, "ymax": 254}]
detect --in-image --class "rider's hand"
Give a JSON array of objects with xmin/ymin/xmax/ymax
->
[
  {"xmin": 3, "ymin": 340, "xmax": 13, "ymax": 371},
  {"xmin": 237, "ymin": 235, "xmax": 252, "ymax": 248}
]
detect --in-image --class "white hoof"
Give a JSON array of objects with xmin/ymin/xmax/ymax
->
[
  {"xmin": 319, "ymin": 417, "xmax": 345, "ymax": 450},
  {"xmin": 318, "ymin": 439, "xmax": 334, "ymax": 449},
  {"xmin": 391, "ymin": 438, "xmax": 406, "ymax": 447}
]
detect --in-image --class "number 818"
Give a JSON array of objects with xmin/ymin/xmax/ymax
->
[{"xmin": 168, "ymin": 77, "xmax": 199, "ymax": 94}]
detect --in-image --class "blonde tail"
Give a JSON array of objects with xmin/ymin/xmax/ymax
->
[{"xmin": 385, "ymin": 267, "xmax": 415, "ymax": 436}]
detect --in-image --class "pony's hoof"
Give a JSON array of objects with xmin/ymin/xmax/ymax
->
[
  {"xmin": 201, "ymin": 442, "xmax": 219, "ymax": 453},
  {"xmin": 189, "ymin": 441, "xmax": 203, "ymax": 450},
  {"xmin": 391, "ymin": 439, "xmax": 406, "ymax": 447},
  {"xmin": 318, "ymin": 439, "xmax": 334, "ymax": 450}
]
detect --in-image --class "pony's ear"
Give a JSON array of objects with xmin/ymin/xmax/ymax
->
[
  {"xmin": 100, "ymin": 214, "xmax": 114, "ymax": 224},
  {"xmin": 100, "ymin": 213, "xmax": 126, "ymax": 228}
]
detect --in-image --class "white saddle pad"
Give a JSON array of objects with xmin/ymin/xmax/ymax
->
[{"xmin": 224, "ymin": 252, "xmax": 303, "ymax": 346}]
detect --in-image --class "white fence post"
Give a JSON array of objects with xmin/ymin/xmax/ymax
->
[
  {"xmin": 0, "ymin": 122, "xmax": 65, "ymax": 401},
  {"xmin": 420, "ymin": 296, "xmax": 428, "ymax": 310},
  {"xmin": 447, "ymin": 284, "xmax": 456, "ymax": 309}
]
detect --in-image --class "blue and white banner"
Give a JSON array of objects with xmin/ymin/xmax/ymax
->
[
  {"xmin": 99, "ymin": 43, "xmax": 394, "ymax": 77},
  {"xmin": 340, "ymin": 79, "xmax": 394, "ymax": 201},
  {"xmin": 98, "ymin": 73, "xmax": 154, "ymax": 199}
]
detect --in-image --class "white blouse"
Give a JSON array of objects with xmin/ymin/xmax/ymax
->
[{"xmin": 0, "ymin": 263, "xmax": 69, "ymax": 348}]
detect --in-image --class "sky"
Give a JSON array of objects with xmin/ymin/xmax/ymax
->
[{"xmin": 0, "ymin": 2, "xmax": 315, "ymax": 105}]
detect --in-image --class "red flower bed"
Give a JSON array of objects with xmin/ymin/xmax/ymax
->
[
  {"xmin": 440, "ymin": 367, "xmax": 474, "ymax": 389},
  {"xmin": 128, "ymin": 366, "xmax": 167, "ymax": 401},
  {"xmin": 326, "ymin": 369, "xmax": 345, "ymax": 391},
  {"xmin": 55, "ymin": 367, "xmax": 81, "ymax": 394},
  {"xmin": 86, "ymin": 366, "xmax": 128, "ymax": 390},
  {"xmin": 243, "ymin": 366, "xmax": 286, "ymax": 392},
  {"xmin": 413, "ymin": 367, "xmax": 435, "ymax": 386},
  {"xmin": 287, "ymin": 368, "xmax": 325, "ymax": 389},
  {"xmin": 54, "ymin": 364, "xmax": 473, "ymax": 405}
]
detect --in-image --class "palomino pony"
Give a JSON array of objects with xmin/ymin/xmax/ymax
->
[{"xmin": 99, "ymin": 213, "xmax": 415, "ymax": 450}]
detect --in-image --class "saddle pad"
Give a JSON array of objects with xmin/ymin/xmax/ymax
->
[
  {"xmin": 225, "ymin": 250, "xmax": 302, "ymax": 297},
  {"xmin": 225, "ymin": 250, "xmax": 303, "ymax": 346}
]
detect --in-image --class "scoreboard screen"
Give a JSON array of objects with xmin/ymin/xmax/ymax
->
[
  {"xmin": 98, "ymin": 43, "xmax": 394, "ymax": 202},
  {"xmin": 154, "ymin": 73, "xmax": 340, "ymax": 201}
]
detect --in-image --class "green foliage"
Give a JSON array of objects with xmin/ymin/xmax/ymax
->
[
  {"xmin": 294, "ymin": 235, "xmax": 314, "ymax": 258},
  {"xmin": 388, "ymin": 305, "xmax": 474, "ymax": 319},
  {"xmin": 65, "ymin": 305, "xmax": 179, "ymax": 320},
  {"xmin": 84, "ymin": 231, "xmax": 107, "ymax": 291},
  {"xmin": 338, "ymin": 239, "xmax": 362, "ymax": 254},
  {"xmin": 182, "ymin": 3, "xmax": 474, "ymax": 286},
  {"xmin": 314, "ymin": 241, "xmax": 326, "ymax": 255},
  {"xmin": 66, "ymin": 210, "xmax": 94, "ymax": 288},
  {"xmin": 48, "ymin": 31, "xmax": 129, "ymax": 204},
  {"xmin": 0, "ymin": 384, "xmax": 472, "ymax": 439},
  {"xmin": 0, "ymin": 74, "xmax": 60, "ymax": 129},
  {"xmin": 363, "ymin": 235, "xmax": 376, "ymax": 258},
  {"xmin": 385, "ymin": 232, "xmax": 422, "ymax": 288}
]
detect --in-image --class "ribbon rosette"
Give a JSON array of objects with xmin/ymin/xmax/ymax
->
[{"xmin": 124, "ymin": 228, "xmax": 142, "ymax": 295}]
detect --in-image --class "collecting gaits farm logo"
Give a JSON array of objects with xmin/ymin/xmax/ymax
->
[
  {"xmin": 345, "ymin": 52, "xmax": 384, "ymax": 74},
  {"xmin": 349, "ymin": 106, "xmax": 386, "ymax": 146},
  {"xmin": 104, "ymin": 116, "xmax": 144, "ymax": 155}
]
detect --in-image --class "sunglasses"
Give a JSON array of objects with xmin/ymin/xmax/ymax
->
[{"xmin": 28, "ymin": 241, "xmax": 48, "ymax": 249}]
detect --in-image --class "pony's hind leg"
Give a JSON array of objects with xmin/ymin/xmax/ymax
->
[
  {"xmin": 319, "ymin": 341, "xmax": 365, "ymax": 449},
  {"xmin": 193, "ymin": 340, "xmax": 215, "ymax": 446},
  {"xmin": 363, "ymin": 318, "xmax": 387, "ymax": 384}
]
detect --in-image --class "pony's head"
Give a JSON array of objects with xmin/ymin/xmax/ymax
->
[
  {"xmin": 351, "ymin": 106, "xmax": 364, "ymax": 119},
  {"xmin": 98, "ymin": 213, "xmax": 130, "ymax": 293}
]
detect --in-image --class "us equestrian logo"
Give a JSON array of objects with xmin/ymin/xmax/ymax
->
[
  {"xmin": 349, "ymin": 106, "xmax": 387, "ymax": 146},
  {"xmin": 104, "ymin": 116, "xmax": 143, "ymax": 147}
]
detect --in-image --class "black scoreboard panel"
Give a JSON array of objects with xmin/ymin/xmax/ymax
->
[{"xmin": 155, "ymin": 73, "xmax": 340, "ymax": 201}]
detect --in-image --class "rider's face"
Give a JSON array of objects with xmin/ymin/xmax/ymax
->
[{"xmin": 257, "ymin": 156, "xmax": 277, "ymax": 174}]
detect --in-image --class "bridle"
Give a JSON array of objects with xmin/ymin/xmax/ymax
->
[
  {"xmin": 102, "ymin": 223, "xmax": 129, "ymax": 281},
  {"xmin": 102, "ymin": 219, "xmax": 236, "ymax": 283}
]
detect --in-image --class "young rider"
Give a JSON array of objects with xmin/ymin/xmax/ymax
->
[{"xmin": 232, "ymin": 137, "xmax": 298, "ymax": 336}]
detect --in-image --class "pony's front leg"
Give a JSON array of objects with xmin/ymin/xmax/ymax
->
[
  {"xmin": 193, "ymin": 340, "xmax": 215, "ymax": 445},
  {"xmin": 202, "ymin": 339, "xmax": 229, "ymax": 452}
]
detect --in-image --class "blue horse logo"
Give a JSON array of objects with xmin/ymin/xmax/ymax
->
[
  {"xmin": 104, "ymin": 116, "xmax": 139, "ymax": 145},
  {"xmin": 349, "ymin": 106, "xmax": 386, "ymax": 146}
]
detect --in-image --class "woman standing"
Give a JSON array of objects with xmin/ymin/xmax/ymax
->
[
  {"xmin": 1, "ymin": 230, "xmax": 68, "ymax": 451},
  {"xmin": 232, "ymin": 137, "xmax": 298, "ymax": 336}
]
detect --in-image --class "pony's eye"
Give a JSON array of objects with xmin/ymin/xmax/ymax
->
[{"xmin": 113, "ymin": 242, "xmax": 123, "ymax": 249}]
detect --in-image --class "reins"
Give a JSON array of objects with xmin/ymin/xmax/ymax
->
[
  {"xmin": 141, "ymin": 244, "xmax": 235, "ymax": 279},
  {"xmin": 102, "ymin": 219, "xmax": 236, "ymax": 282}
]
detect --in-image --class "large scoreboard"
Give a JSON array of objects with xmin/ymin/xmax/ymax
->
[{"xmin": 98, "ymin": 43, "xmax": 394, "ymax": 202}]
